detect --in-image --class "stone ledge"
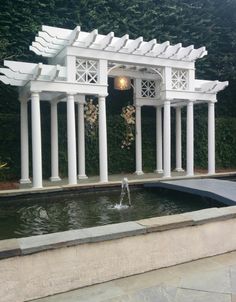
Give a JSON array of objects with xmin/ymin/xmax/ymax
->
[
  {"xmin": 0, "ymin": 238, "xmax": 21, "ymax": 259},
  {"xmin": 0, "ymin": 206, "xmax": 236, "ymax": 259},
  {"xmin": 137, "ymin": 213, "xmax": 193, "ymax": 232},
  {"xmin": 19, "ymin": 221, "xmax": 146, "ymax": 255}
]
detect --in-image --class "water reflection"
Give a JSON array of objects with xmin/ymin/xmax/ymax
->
[{"xmin": 0, "ymin": 189, "xmax": 221, "ymax": 239}]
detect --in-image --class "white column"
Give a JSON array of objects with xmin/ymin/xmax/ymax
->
[
  {"xmin": 98, "ymin": 95, "xmax": 108, "ymax": 182},
  {"xmin": 19, "ymin": 99, "xmax": 31, "ymax": 184},
  {"xmin": 175, "ymin": 107, "xmax": 184, "ymax": 172},
  {"xmin": 31, "ymin": 92, "xmax": 43, "ymax": 188},
  {"xmin": 155, "ymin": 106, "xmax": 163, "ymax": 173},
  {"xmin": 163, "ymin": 100, "xmax": 171, "ymax": 178},
  {"xmin": 67, "ymin": 94, "xmax": 77, "ymax": 185},
  {"xmin": 186, "ymin": 100, "xmax": 194, "ymax": 176},
  {"xmin": 77, "ymin": 95, "xmax": 87, "ymax": 179},
  {"xmin": 208, "ymin": 101, "xmax": 215, "ymax": 174},
  {"xmin": 50, "ymin": 100, "xmax": 61, "ymax": 181},
  {"xmin": 135, "ymin": 104, "xmax": 143, "ymax": 175}
]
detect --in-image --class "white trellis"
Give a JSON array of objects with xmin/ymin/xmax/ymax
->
[{"xmin": 0, "ymin": 25, "xmax": 228, "ymax": 188}]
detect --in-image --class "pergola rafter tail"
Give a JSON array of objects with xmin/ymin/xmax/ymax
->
[{"xmin": 30, "ymin": 25, "xmax": 208, "ymax": 62}]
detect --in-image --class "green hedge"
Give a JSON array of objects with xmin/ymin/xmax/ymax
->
[{"xmin": 0, "ymin": 112, "xmax": 236, "ymax": 181}]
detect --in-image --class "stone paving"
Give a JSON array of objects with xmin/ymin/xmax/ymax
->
[{"xmin": 34, "ymin": 251, "xmax": 236, "ymax": 302}]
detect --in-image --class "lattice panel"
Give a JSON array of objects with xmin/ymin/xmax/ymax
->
[
  {"xmin": 76, "ymin": 59, "xmax": 98, "ymax": 83},
  {"xmin": 141, "ymin": 80, "xmax": 156, "ymax": 98},
  {"xmin": 171, "ymin": 69, "xmax": 188, "ymax": 90}
]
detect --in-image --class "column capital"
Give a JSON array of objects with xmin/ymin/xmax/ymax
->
[
  {"xmin": 75, "ymin": 94, "xmax": 86, "ymax": 104},
  {"xmin": 98, "ymin": 94, "xmax": 108, "ymax": 98},
  {"xmin": 19, "ymin": 97, "xmax": 28, "ymax": 103},
  {"xmin": 50, "ymin": 99, "xmax": 60, "ymax": 105},
  {"xmin": 31, "ymin": 91, "xmax": 41, "ymax": 98},
  {"xmin": 186, "ymin": 99, "xmax": 195, "ymax": 104},
  {"xmin": 67, "ymin": 92, "xmax": 77, "ymax": 97},
  {"xmin": 208, "ymin": 100, "xmax": 217, "ymax": 105}
]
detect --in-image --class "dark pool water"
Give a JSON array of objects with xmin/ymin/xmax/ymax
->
[{"xmin": 0, "ymin": 188, "xmax": 223, "ymax": 240}]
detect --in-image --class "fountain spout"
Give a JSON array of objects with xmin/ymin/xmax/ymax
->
[{"xmin": 120, "ymin": 177, "xmax": 131, "ymax": 207}]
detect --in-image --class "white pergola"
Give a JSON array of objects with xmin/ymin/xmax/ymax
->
[{"xmin": 0, "ymin": 25, "xmax": 228, "ymax": 188}]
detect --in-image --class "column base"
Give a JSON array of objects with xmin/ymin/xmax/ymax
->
[
  {"xmin": 154, "ymin": 169, "xmax": 163, "ymax": 174},
  {"xmin": 174, "ymin": 168, "xmax": 185, "ymax": 172},
  {"xmin": 99, "ymin": 180, "xmax": 109, "ymax": 183},
  {"xmin": 78, "ymin": 175, "xmax": 88, "ymax": 180},
  {"xmin": 134, "ymin": 171, "xmax": 144, "ymax": 176},
  {"xmin": 207, "ymin": 171, "xmax": 216, "ymax": 175},
  {"xmin": 49, "ymin": 176, "xmax": 61, "ymax": 182},
  {"xmin": 163, "ymin": 172, "xmax": 171, "ymax": 178},
  {"xmin": 19, "ymin": 178, "xmax": 31, "ymax": 184},
  {"xmin": 186, "ymin": 173, "xmax": 194, "ymax": 177}
]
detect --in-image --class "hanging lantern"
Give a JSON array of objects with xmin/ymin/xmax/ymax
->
[{"xmin": 114, "ymin": 76, "xmax": 131, "ymax": 90}]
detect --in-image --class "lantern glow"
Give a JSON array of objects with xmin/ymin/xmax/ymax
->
[{"xmin": 114, "ymin": 76, "xmax": 131, "ymax": 90}]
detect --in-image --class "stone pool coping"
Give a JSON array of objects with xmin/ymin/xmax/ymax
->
[
  {"xmin": 1, "ymin": 205, "xmax": 236, "ymax": 260},
  {"xmin": 0, "ymin": 171, "xmax": 235, "ymax": 199}
]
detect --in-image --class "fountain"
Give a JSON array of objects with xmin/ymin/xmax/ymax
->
[{"xmin": 112, "ymin": 177, "xmax": 131, "ymax": 209}]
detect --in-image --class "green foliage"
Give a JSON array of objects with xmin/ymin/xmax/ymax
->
[{"xmin": 0, "ymin": 0, "xmax": 235, "ymax": 179}]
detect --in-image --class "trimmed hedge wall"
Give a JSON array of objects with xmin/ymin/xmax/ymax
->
[{"xmin": 0, "ymin": 112, "xmax": 236, "ymax": 181}]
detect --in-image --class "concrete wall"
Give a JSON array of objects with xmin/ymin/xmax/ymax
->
[{"xmin": 1, "ymin": 207, "xmax": 236, "ymax": 302}]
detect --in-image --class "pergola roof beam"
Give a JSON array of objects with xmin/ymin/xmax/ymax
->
[
  {"xmin": 84, "ymin": 29, "xmax": 98, "ymax": 48},
  {"xmin": 172, "ymin": 45, "xmax": 194, "ymax": 60},
  {"xmin": 99, "ymin": 32, "xmax": 114, "ymax": 50},
  {"xmin": 151, "ymin": 41, "xmax": 170, "ymax": 57},
  {"xmin": 0, "ymin": 76, "xmax": 26, "ymax": 86},
  {"xmin": 35, "ymin": 37, "xmax": 62, "ymax": 51},
  {"xmin": 42, "ymin": 25, "xmax": 72, "ymax": 40},
  {"xmin": 0, "ymin": 68, "xmax": 31, "ymax": 81},
  {"xmin": 159, "ymin": 43, "xmax": 182, "ymax": 58},
  {"xmin": 113, "ymin": 34, "xmax": 129, "ymax": 51},
  {"xmin": 32, "ymin": 42, "xmax": 56, "ymax": 54},
  {"xmin": 50, "ymin": 65, "xmax": 61, "ymax": 81},
  {"xmin": 33, "ymin": 63, "xmax": 43, "ymax": 80},
  {"xmin": 30, "ymin": 25, "xmax": 208, "ymax": 62},
  {"xmin": 126, "ymin": 37, "xmax": 143, "ymax": 54},
  {"xmin": 140, "ymin": 39, "xmax": 157, "ymax": 55},
  {"xmin": 29, "ymin": 46, "xmax": 54, "ymax": 57},
  {"xmin": 69, "ymin": 26, "xmax": 81, "ymax": 46}
]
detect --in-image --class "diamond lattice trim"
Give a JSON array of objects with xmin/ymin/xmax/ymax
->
[
  {"xmin": 171, "ymin": 69, "xmax": 188, "ymax": 90},
  {"xmin": 76, "ymin": 59, "xmax": 98, "ymax": 83},
  {"xmin": 141, "ymin": 80, "xmax": 156, "ymax": 98}
]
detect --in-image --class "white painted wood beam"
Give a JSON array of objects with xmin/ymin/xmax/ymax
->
[
  {"xmin": 38, "ymin": 32, "xmax": 66, "ymax": 46},
  {"xmin": 186, "ymin": 47, "xmax": 207, "ymax": 61},
  {"xmin": 84, "ymin": 29, "xmax": 98, "ymax": 48},
  {"xmin": 35, "ymin": 37, "xmax": 62, "ymax": 51},
  {"xmin": 32, "ymin": 42, "xmax": 56, "ymax": 54},
  {"xmin": 29, "ymin": 46, "xmax": 54, "ymax": 57},
  {"xmin": 160, "ymin": 43, "xmax": 182, "ymax": 58},
  {"xmin": 152, "ymin": 41, "xmax": 170, "ymax": 57},
  {"xmin": 126, "ymin": 37, "xmax": 143, "ymax": 54},
  {"xmin": 0, "ymin": 68, "xmax": 31, "ymax": 81},
  {"xmin": 50, "ymin": 65, "xmax": 61, "ymax": 81},
  {"xmin": 140, "ymin": 39, "xmax": 157, "ymax": 55},
  {"xmin": 69, "ymin": 26, "xmax": 81, "ymax": 46},
  {"xmin": 33, "ymin": 63, "xmax": 43, "ymax": 80},
  {"xmin": 113, "ymin": 34, "xmax": 129, "ymax": 51},
  {"xmin": 42, "ymin": 25, "xmax": 72, "ymax": 40},
  {"xmin": 0, "ymin": 76, "xmax": 25, "ymax": 86},
  {"xmin": 174, "ymin": 45, "xmax": 194, "ymax": 60},
  {"xmin": 100, "ymin": 32, "xmax": 114, "ymax": 50},
  {"xmin": 66, "ymin": 46, "xmax": 195, "ymax": 69}
]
